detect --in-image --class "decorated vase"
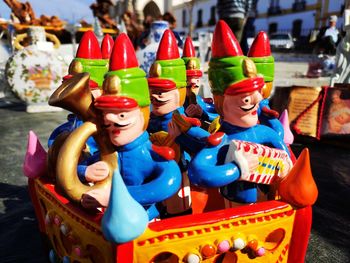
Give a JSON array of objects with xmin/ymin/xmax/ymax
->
[
  {"xmin": 5, "ymin": 26, "xmax": 67, "ymax": 105},
  {"xmin": 136, "ymin": 20, "xmax": 169, "ymax": 76}
]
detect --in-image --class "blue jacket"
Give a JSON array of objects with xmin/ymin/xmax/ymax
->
[
  {"xmin": 258, "ymin": 99, "xmax": 284, "ymax": 140},
  {"xmin": 78, "ymin": 132, "xmax": 181, "ymax": 219},
  {"xmin": 147, "ymin": 107, "xmax": 210, "ymax": 157},
  {"xmin": 188, "ymin": 120, "xmax": 289, "ymax": 203},
  {"xmin": 48, "ymin": 114, "xmax": 99, "ymax": 154}
]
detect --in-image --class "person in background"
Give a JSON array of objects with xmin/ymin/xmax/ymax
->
[
  {"xmin": 316, "ymin": 15, "xmax": 341, "ymax": 55},
  {"xmin": 122, "ymin": 11, "xmax": 143, "ymax": 48},
  {"xmin": 216, "ymin": 0, "xmax": 253, "ymax": 43},
  {"xmin": 162, "ymin": 12, "xmax": 183, "ymax": 47},
  {"xmin": 136, "ymin": 15, "xmax": 154, "ymax": 49}
]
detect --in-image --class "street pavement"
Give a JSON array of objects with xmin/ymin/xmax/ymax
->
[{"xmin": 0, "ymin": 56, "xmax": 349, "ymax": 262}]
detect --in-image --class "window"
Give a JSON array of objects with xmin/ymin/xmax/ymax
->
[
  {"xmin": 292, "ymin": 0, "xmax": 306, "ymax": 12},
  {"xmin": 196, "ymin": 9, "xmax": 203, "ymax": 28},
  {"xmin": 182, "ymin": 9, "xmax": 187, "ymax": 27},
  {"xmin": 268, "ymin": 23, "xmax": 278, "ymax": 35},
  {"xmin": 268, "ymin": 0, "xmax": 281, "ymax": 15},
  {"xmin": 292, "ymin": 19, "xmax": 302, "ymax": 38},
  {"xmin": 208, "ymin": 6, "xmax": 216, "ymax": 26}
]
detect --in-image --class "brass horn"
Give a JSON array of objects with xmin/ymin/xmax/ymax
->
[
  {"xmin": 49, "ymin": 73, "xmax": 117, "ymax": 203},
  {"xmin": 49, "ymin": 72, "xmax": 96, "ymax": 121}
]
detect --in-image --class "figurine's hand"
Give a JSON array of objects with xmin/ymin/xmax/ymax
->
[
  {"xmin": 167, "ymin": 120, "xmax": 182, "ymax": 140},
  {"xmin": 85, "ymin": 161, "xmax": 109, "ymax": 182},
  {"xmin": 185, "ymin": 104, "xmax": 203, "ymax": 118},
  {"xmin": 81, "ymin": 188, "xmax": 110, "ymax": 209}
]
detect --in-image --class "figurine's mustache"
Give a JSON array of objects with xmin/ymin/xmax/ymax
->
[
  {"xmin": 240, "ymin": 104, "xmax": 256, "ymax": 112},
  {"xmin": 151, "ymin": 96, "xmax": 170, "ymax": 104},
  {"xmin": 113, "ymin": 123, "xmax": 129, "ymax": 128}
]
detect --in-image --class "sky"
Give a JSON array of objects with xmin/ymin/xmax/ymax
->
[{"xmin": 0, "ymin": 0, "xmax": 97, "ymax": 23}]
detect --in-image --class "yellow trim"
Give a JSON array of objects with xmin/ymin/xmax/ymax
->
[
  {"xmin": 34, "ymin": 180, "xmax": 115, "ymax": 262},
  {"xmin": 134, "ymin": 204, "xmax": 295, "ymax": 262},
  {"xmin": 77, "ymin": 27, "xmax": 118, "ymax": 34}
]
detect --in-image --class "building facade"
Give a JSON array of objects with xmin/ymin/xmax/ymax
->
[{"xmin": 169, "ymin": 0, "xmax": 345, "ymax": 38}]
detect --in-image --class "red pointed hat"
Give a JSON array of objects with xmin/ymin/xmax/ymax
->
[
  {"xmin": 156, "ymin": 29, "xmax": 180, "ymax": 60},
  {"xmin": 76, "ymin": 30, "xmax": 102, "ymax": 59},
  {"xmin": 211, "ymin": 20, "xmax": 243, "ymax": 58},
  {"xmin": 109, "ymin": 33, "xmax": 139, "ymax": 71},
  {"xmin": 182, "ymin": 36, "xmax": 202, "ymax": 78},
  {"xmin": 182, "ymin": 36, "xmax": 196, "ymax": 58},
  {"xmin": 95, "ymin": 33, "xmax": 149, "ymax": 110},
  {"xmin": 247, "ymin": 31, "xmax": 271, "ymax": 57},
  {"xmin": 101, "ymin": 34, "xmax": 114, "ymax": 59}
]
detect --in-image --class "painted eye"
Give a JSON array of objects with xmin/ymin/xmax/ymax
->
[
  {"xmin": 242, "ymin": 96, "xmax": 251, "ymax": 104},
  {"xmin": 119, "ymin": 113, "xmax": 126, "ymax": 119},
  {"xmin": 153, "ymin": 91, "xmax": 162, "ymax": 96}
]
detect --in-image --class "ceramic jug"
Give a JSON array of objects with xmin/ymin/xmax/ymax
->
[
  {"xmin": 5, "ymin": 26, "xmax": 67, "ymax": 111},
  {"xmin": 136, "ymin": 20, "xmax": 169, "ymax": 76}
]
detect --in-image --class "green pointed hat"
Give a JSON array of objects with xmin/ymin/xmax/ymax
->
[
  {"xmin": 68, "ymin": 30, "xmax": 109, "ymax": 87},
  {"xmin": 209, "ymin": 20, "xmax": 264, "ymax": 95},
  {"xmin": 95, "ymin": 33, "xmax": 150, "ymax": 109},
  {"xmin": 148, "ymin": 29, "xmax": 187, "ymax": 90},
  {"xmin": 247, "ymin": 31, "xmax": 274, "ymax": 83}
]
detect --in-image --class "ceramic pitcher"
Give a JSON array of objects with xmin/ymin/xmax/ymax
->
[{"xmin": 136, "ymin": 20, "xmax": 169, "ymax": 76}]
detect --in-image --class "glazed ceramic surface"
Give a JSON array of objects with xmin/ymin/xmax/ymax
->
[
  {"xmin": 136, "ymin": 21, "xmax": 169, "ymax": 76},
  {"xmin": 5, "ymin": 45, "xmax": 67, "ymax": 103}
]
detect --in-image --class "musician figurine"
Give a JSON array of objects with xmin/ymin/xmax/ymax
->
[
  {"xmin": 48, "ymin": 31, "xmax": 113, "ymax": 153},
  {"xmin": 248, "ymin": 31, "xmax": 284, "ymax": 139},
  {"xmin": 182, "ymin": 36, "xmax": 218, "ymax": 123},
  {"xmin": 147, "ymin": 30, "xmax": 209, "ymax": 216},
  {"xmin": 78, "ymin": 33, "xmax": 181, "ymax": 220},
  {"xmin": 188, "ymin": 20, "xmax": 292, "ymax": 204}
]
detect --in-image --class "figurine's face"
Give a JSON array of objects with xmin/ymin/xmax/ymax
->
[
  {"xmin": 223, "ymin": 90, "xmax": 262, "ymax": 128},
  {"xmin": 186, "ymin": 76, "xmax": 200, "ymax": 96},
  {"xmin": 103, "ymin": 106, "xmax": 144, "ymax": 146},
  {"xmin": 150, "ymin": 88, "xmax": 180, "ymax": 116}
]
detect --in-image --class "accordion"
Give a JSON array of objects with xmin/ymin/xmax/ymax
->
[{"xmin": 225, "ymin": 140, "xmax": 293, "ymax": 184}]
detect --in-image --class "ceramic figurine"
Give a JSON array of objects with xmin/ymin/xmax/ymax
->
[
  {"xmin": 147, "ymin": 29, "xmax": 209, "ymax": 215},
  {"xmin": 24, "ymin": 20, "xmax": 319, "ymax": 263},
  {"xmin": 64, "ymin": 30, "xmax": 111, "ymax": 98},
  {"xmin": 136, "ymin": 20, "xmax": 169, "ymax": 76},
  {"xmin": 182, "ymin": 36, "xmax": 218, "ymax": 123},
  {"xmin": 77, "ymin": 33, "xmax": 181, "ymax": 221},
  {"xmin": 248, "ymin": 31, "xmax": 284, "ymax": 139},
  {"xmin": 188, "ymin": 20, "xmax": 292, "ymax": 203},
  {"xmin": 47, "ymin": 31, "xmax": 112, "ymax": 154}
]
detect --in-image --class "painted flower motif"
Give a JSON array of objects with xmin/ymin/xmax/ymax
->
[{"xmin": 5, "ymin": 46, "xmax": 68, "ymax": 103}]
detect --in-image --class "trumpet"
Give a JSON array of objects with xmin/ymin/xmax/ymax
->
[{"xmin": 48, "ymin": 73, "xmax": 117, "ymax": 203}]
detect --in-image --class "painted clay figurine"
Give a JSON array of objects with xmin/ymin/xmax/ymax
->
[
  {"xmin": 48, "ymin": 32, "xmax": 114, "ymax": 162},
  {"xmin": 78, "ymin": 33, "xmax": 181, "ymax": 220},
  {"xmin": 147, "ymin": 29, "xmax": 210, "ymax": 215},
  {"xmin": 182, "ymin": 36, "xmax": 218, "ymax": 123},
  {"xmin": 248, "ymin": 31, "xmax": 284, "ymax": 139},
  {"xmin": 189, "ymin": 20, "xmax": 292, "ymax": 203}
]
